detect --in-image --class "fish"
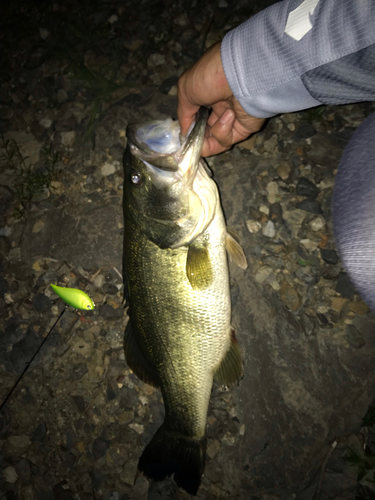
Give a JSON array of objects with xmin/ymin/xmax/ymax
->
[
  {"xmin": 122, "ymin": 107, "xmax": 247, "ymax": 495},
  {"xmin": 50, "ymin": 284, "xmax": 95, "ymax": 310}
]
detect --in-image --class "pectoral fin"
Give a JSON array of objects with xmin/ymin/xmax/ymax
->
[
  {"xmin": 225, "ymin": 227, "xmax": 248, "ymax": 269},
  {"xmin": 124, "ymin": 319, "xmax": 160, "ymax": 388},
  {"xmin": 214, "ymin": 328, "xmax": 243, "ymax": 386},
  {"xmin": 186, "ymin": 244, "xmax": 213, "ymax": 290}
]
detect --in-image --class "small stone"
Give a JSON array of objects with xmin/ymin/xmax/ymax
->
[
  {"xmin": 294, "ymin": 124, "xmax": 316, "ymax": 139},
  {"xmin": 32, "ymin": 293, "xmax": 51, "ymax": 311},
  {"xmin": 277, "ymin": 162, "xmax": 290, "ymax": 180},
  {"xmin": 10, "ymin": 330, "xmax": 41, "ymax": 374},
  {"xmin": 57, "ymin": 89, "xmax": 68, "ymax": 103},
  {"xmin": 267, "ymin": 274, "xmax": 280, "ymax": 291},
  {"xmin": 129, "ymin": 423, "xmax": 144, "ymax": 434},
  {"xmin": 207, "ymin": 440, "xmax": 221, "ymax": 459},
  {"xmin": 50, "ymin": 180, "xmax": 64, "ymax": 194},
  {"xmin": 239, "ymin": 136, "xmax": 256, "ymax": 150},
  {"xmin": 39, "ymin": 28, "xmax": 50, "ymax": 39},
  {"xmin": 320, "ymin": 248, "xmax": 339, "ymax": 264},
  {"xmin": 263, "ymin": 134, "xmax": 278, "ymax": 153},
  {"xmin": 101, "ymin": 163, "xmax": 116, "ymax": 176},
  {"xmin": 174, "ymin": 13, "xmax": 189, "ymax": 26},
  {"xmin": 317, "ymin": 313, "xmax": 329, "ymax": 325},
  {"xmin": 4, "ymin": 466, "xmax": 18, "ymax": 483},
  {"xmin": 93, "ymin": 274, "xmax": 105, "ymax": 288},
  {"xmin": 296, "ymin": 177, "xmax": 319, "ymax": 199},
  {"xmin": 120, "ymin": 458, "xmax": 138, "ymax": 485},
  {"xmin": 99, "ymin": 304, "xmax": 123, "ymax": 319},
  {"xmin": 246, "ymin": 220, "xmax": 261, "ymax": 234},
  {"xmin": 61, "ymin": 131, "xmax": 76, "ymax": 147},
  {"xmin": 255, "ymin": 266, "xmax": 273, "ymax": 285},
  {"xmin": 2, "ymin": 435, "xmax": 31, "ymax": 456},
  {"xmin": 108, "ymin": 14, "xmax": 118, "ymax": 23},
  {"xmin": 263, "ymin": 220, "xmax": 276, "ymax": 238},
  {"xmin": 92, "ymin": 438, "xmax": 110, "ymax": 460},
  {"xmin": 348, "ymin": 301, "xmax": 368, "ymax": 315},
  {"xmin": 269, "ymin": 202, "xmax": 283, "ymax": 222},
  {"xmin": 39, "ymin": 118, "xmax": 53, "ymax": 129},
  {"xmin": 259, "ymin": 205, "xmax": 270, "ymax": 215},
  {"xmin": 103, "ymin": 283, "xmax": 118, "ymax": 295},
  {"xmin": 331, "ymin": 297, "xmax": 348, "ymax": 313},
  {"xmin": 71, "ymin": 395, "xmax": 87, "ymax": 412},
  {"xmin": 118, "ymin": 411, "xmax": 134, "ymax": 424},
  {"xmin": 32, "ymin": 220, "xmax": 45, "ymax": 233},
  {"xmin": 336, "ymin": 272, "xmax": 355, "ymax": 299},
  {"xmin": 346, "ymin": 324, "xmax": 365, "ymax": 349},
  {"xmin": 72, "ymin": 339, "xmax": 91, "ymax": 357},
  {"xmin": 280, "ymin": 283, "xmax": 301, "ymax": 311},
  {"xmin": 32, "ymin": 423, "xmax": 47, "ymax": 442},
  {"xmin": 296, "ymin": 199, "xmax": 323, "ymax": 214},
  {"xmin": 266, "ymin": 181, "xmax": 279, "ymax": 195},
  {"xmin": 8, "ymin": 247, "xmax": 21, "ymax": 260},
  {"xmin": 219, "ymin": 0, "xmax": 228, "ymax": 7},
  {"xmin": 147, "ymin": 53, "xmax": 166, "ymax": 67},
  {"xmin": 300, "ymin": 239, "xmax": 319, "ymax": 252},
  {"xmin": 283, "ymin": 209, "xmax": 306, "ymax": 236},
  {"xmin": 310, "ymin": 216, "xmax": 325, "ymax": 231},
  {"xmin": 0, "ymin": 277, "xmax": 8, "ymax": 295}
]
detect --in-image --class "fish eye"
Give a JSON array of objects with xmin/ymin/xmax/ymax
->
[
  {"xmin": 130, "ymin": 172, "xmax": 142, "ymax": 186},
  {"xmin": 86, "ymin": 304, "xmax": 92, "ymax": 309}
]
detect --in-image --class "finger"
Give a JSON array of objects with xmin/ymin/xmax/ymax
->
[
  {"xmin": 201, "ymin": 136, "xmax": 230, "ymax": 157},
  {"xmin": 209, "ymin": 108, "xmax": 236, "ymax": 147}
]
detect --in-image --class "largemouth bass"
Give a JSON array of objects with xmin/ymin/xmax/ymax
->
[{"xmin": 122, "ymin": 107, "xmax": 247, "ymax": 495}]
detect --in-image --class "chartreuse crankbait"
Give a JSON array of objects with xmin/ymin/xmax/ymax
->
[{"xmin": 50, "ymin": 284, "xmax": 95, "ymax": 310}]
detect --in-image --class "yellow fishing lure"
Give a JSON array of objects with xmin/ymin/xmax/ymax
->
[{"xmin": 50, "ymin": 284, "xmax": 95, "ymax": 310}]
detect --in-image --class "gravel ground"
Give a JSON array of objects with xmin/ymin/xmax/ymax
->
[{"xmin": 1, "ymin": 1, "xmax": 375, "ymax": 499}]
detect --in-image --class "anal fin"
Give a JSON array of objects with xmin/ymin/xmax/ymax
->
[
  {"xmin": 214, "ymin": 328, "xmax": 243, "ymax": 386},
  {"xmin": 124, "ymin": 319, "xmax": 160, "ymax": 388}
]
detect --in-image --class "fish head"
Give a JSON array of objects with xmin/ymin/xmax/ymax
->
[{"xmin": 123, "ymin": 107, "xmax": 218, "ymax": 248}]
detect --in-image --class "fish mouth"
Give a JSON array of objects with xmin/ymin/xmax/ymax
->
[{"xmin": 127, "ymin": 107, "xmax": 209, "ymax": 176}]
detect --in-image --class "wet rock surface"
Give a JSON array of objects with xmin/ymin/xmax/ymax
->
[{"xmin": 1, "ymin": 1, "xmax": 375, "ymax": 500}]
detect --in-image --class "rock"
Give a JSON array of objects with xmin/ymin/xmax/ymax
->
[
  {"xmin": 120, "ymin": 458, "xmax": 138, "ymax": 485},
  {"xmin": 31, "ymin": 423, "xmax": 47, "ymax": 442},
  {"xmin": 57, "ymin": 89, "xmax": 68, "ymax": 103},
  {"xmin": 246, "ymin": 220, "xmax": 261, "ymax": 233},
  {"xmin": 280, "ymin": 282, "xmax": 301, "ymax": 311},
  {"xmin": 10, "ymin": 329, "xmax": 41, "ymax": 374},
  {"xmin": 296, "ymin": 199, "xmax": 323, "ymax": 214},
  {"xmin": 147, "ymin": 53, "xmax": 166, "ymax": 68},
  {"xmin": 348, "ymin": 301, "xmax": 368, "ymax": 315},
  {"xmin": 294, "ymin": 124, "xmax": 316, "ymax": 139},
  {"xmin": 32, "ymin": 293, "xmax": 51, "ymax": 311},
  {"xmin": 239, "ymin": 136, "xmax": 256, "ymax": 150},
  {"xmin": 255, "ymin": 266, "xmax": 273, "ymax": 284},
  {"xmin": 60, "ymin": 131, "xmax": 76, "ymax": 147},
  {"xmin": 269, "ymin": 202, "xmax": 283, "ymax": 222},
  {"xmin": 92, "ymin": 437, "xmax": 110, "ymax": 460},
  {"xmin": 331, "ymin": 297, "xmax": 348, "ymax": 313},
  {"xmin": 263, "ymin": 220, "xmax": 276, "ymax": 238},
  {"xmin": 3, "ymin": 465, "xmax": 18, "ymax": 483},
  {"xmin": 296, "ymin": 177, "xmax": 319, "ymax": 199},
  {"xmin": 300, "ymin": 239, "xmax": 319, "ymax": 252},
  {"xmin": 207, "ymin": 440, "xmax": 221, "ymax": 459},
  {"xmin": 345, "ymin": 324, "xmax": 365, "ymax": 349},
  {"xmin": 335, "ymin": 272, "xmax": 355, "ymax": 299},
  {"xmin": 101, "ymin": 162, "xmax": 116, "ymax": 176},
  {"xmin": 263, "ymin": 134, "xmax": 278, "ymax": 153},
  {"xmin": 99, "ymin": 304, "xmax": 123, "ymax": 319},
  {"xmin": 310, "ymin": 216, "xmax": 325, "ymax": 231},
  {"xmin": 39, "ymin": 118, "xmax": 53, "ymax": 129},
  {"xmin": 277, "ymin": 162, "xmax": 290, "ymax": 180},
  {"xmin": 283, "ymin": 209, "xmax": 306, "ymax": 237},
  {"xmin": 103, "ymin": 283, "xmax": 118, "ymax": 295},
  {"xmin": 2, "ymin": 435, "xmax": 31, "ymax": 456},
  {"xmin": 0, "ymin": 277, "xmax": 8, "ymax": 295},
  {"xmin": 16, "ymin": 459, "xmax": 31, "ymax": 482},
  {"xmin": 320, "ymin": 248, "xmax": 339, "ymax": 264}
]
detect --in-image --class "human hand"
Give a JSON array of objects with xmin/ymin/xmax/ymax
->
[{"xmin": 177, "ymin": 42, "xmax": 266, "ymax": 157}]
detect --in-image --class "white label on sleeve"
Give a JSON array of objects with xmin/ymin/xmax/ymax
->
[{"xmin": 285, "ymin": 0, "xmax": 320, "ymax": 41}]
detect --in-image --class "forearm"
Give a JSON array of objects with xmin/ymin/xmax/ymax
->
[{"xmin": 221, "ymin": 0, "xmax": 375, "ymax": 118}]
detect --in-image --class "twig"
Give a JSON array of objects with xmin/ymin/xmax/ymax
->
[{"xmin": 313, "ymin": 440, "xmax": 338, "ymax": 500}]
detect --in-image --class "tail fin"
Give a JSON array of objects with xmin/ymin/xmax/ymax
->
[{"xmin": 138, "ymin": 423, "xmax": 206, "ymax": 495}]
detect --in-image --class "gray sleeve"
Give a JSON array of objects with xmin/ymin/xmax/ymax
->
[{"xmin": 221, "ymin": 0, "xmax": 375, "ymax": 118}]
